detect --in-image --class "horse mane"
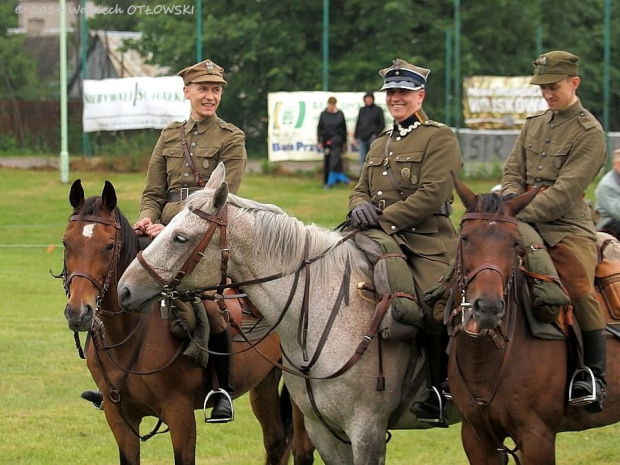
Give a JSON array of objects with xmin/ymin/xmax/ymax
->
[
  {"xmin": 466, "ymin": 192, "xmax": 505, "ymax": 216},
  {"xmin": 187, "ymin": 190, "xmax": 371, "ymax": 286},
  {"xmin": 73, "ymin": 197, "xmax": 145, "ymax": 274}
]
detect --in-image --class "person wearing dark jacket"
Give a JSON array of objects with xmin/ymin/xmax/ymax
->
[
  {"xmin": 318, "ymin": 96, "xmax": 351, "ymax": 188},
  {"xmin": 354, "ymin": 92, "xmax": 385, "ymax": 168}
]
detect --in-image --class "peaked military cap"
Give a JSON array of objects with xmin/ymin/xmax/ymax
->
[
  {"xmin": 379, "ymin": 59, "xmax": 430, "ymax": 91},
  {"xmin": 530, "ymin": 51, "xmax": 579, "ymax": 85},
  {"xmin": 177, "ymin": 59, "xmax": 227, "ymax": 86}
]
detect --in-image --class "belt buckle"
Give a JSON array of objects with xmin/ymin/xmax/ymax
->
[{"xmin": 180, "ymin": 187, "xmax": 190, "ymax": 200}]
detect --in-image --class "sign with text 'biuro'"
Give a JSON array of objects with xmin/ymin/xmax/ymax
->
[
  {"xmin": 268, "ymin": 91, "xmax": 390, "ymax": 162},
  {"xmin": 463, "ymin": 76, "xmax": 547, "ymax": 130},
  {"xmin": 82, "ymin": 76, "xmax": 190, "ymax": 132}
]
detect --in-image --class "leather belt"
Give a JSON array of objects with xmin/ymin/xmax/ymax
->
[
  {"xmin": 168, "ymin": 187, "xmax": 200, "ymax": 202},
  {"xmin": 377, "ymin": 200, "xmax": 452, "ymax": 217}
]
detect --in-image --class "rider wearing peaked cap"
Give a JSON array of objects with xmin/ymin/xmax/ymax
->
[{"xmin": 349, "ymin": 58, "xmax": 463, "ymax": 427}]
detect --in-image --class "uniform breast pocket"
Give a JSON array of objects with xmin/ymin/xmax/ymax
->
[
  {"xmin": 549, "ymin": 142, "xmax": 571, "ymax": 170},
  {"xmin": 163, "ymin": 148, "xmax": 185, "ymax": 172},
  {"xmin": 394, "ymin": 150, "xmax": 424, "ymax": 186},
  {"xmin": 195, "ymin": 147, "xmax": 220, "ymax": 170}
]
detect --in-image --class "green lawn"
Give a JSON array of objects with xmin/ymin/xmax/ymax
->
[{"xmin": 0, "ymin": 167, "xmax": 617, "ymax": 464}]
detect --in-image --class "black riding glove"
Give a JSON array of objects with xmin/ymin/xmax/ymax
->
[
  {"xmin": 350, "ymin": 202, "xmax": 382, "ymax": 229},
  {"xmin": 502, "ymin": 193, "xmax": 518, "ymax": 201}
]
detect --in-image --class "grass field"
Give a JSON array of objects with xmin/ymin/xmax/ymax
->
[{"xmin": 1, "ymin": 166, "xmax": 618, "ymax": 464}]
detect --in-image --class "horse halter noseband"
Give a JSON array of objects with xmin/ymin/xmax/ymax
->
[
  {"xmin": 136, "ymin": 203, "xmax": 229, "ymax": 295},
  {"xmin": 62, "ymin": 212, "xmax": 122, "ymax": 314}
]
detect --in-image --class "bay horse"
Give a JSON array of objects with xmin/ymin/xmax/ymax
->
[
  {"xmin": 118, "ymin": 163, "xmax": 458, "ymax": 465},
  {"xmin": 59, "ymin": 179, "xmax": 314, "ymax": 465},
  {"xmin": 447, "ymin": 176, "xmax": 620, "ymax": 464}
]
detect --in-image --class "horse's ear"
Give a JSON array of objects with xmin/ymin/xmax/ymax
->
[
  {"xmin": 206, "ymin": 162, "xmax": 226, "ymax": 189},
  {"xmin": 101, "ymin": 180, "xmax": 117, "ymax": 213},
  {"xmin": 69, "ymin": 179, "xmax": 85, "ymax": 209},
  {"xmin": 504, "ymin": 187, "xmax": 540, "ymax": 217},
  {"xmin": 451, "ymin": 171, "xmax": 477, "ymax": 209},
  {"xmin": 212, "ymin": 181, "xmax": 229, "ymax": 210}
]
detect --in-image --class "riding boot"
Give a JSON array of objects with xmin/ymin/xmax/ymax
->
[
  {"xmin": 518, "ymin": 222, "xmax": 571, "ymax": 323},
  {"xmin": 572, "ymin": 329, "xmax": 607, "ymax": 413},
  {"xmin": 206, "ymin": 330, "xmax": 234, "ymax": 422},
  {"xmin": 410, "ymin": 332, "xmax": 450, "ymax": 427},
  {"xmin": 80, "ymin": 389, "xmax": 104, "ymax": 410}
]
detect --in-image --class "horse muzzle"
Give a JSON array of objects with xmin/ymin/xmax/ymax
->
[
  {"xmin": 463, "ymin": 298, "xmax": 505, "ymax": 336},
  {"xmin": 64, "ymin": 301, "xmax": 93, "ymax": 332}
]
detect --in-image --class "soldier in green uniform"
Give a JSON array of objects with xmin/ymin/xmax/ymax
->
[
  {"xmin": 82, "ymin": 59, "xmax": 246, "ymax": 422},
  {"xmin": 349, "ymin": 59, "xmax": 463, "ymax": 426},
  {"xmin": 502, "ymin": 51, "xmax": 607, "ymax": 412}
]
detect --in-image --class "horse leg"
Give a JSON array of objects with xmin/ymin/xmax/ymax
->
[
  {"xmin": 249, "ymin": 368, "xmax": 289, "ymax": 465},
  {"xmin": 303, "ymin": 417, "xmax": 354, "ymax": 465},
  {"xmin": 165, "ymin": 399, "xmax": 198, "ymax": 465},
  {"xmin": 461, "ymin": 421, "xmax": 506, "ymax": 465},
  {"xmin": 348, "ymin": 419, "xmax": 388, "ymax": 465},
  {"xmin": 103, "ymin": 407, "xmax": 141, "ymax": 465},
  {"xmin": 291, "ymin": 401, "xmax": 315, "ymax": 465},
  {"xmin": 515, "ymin": 428, "xmax": 557, "ymax": 465}
]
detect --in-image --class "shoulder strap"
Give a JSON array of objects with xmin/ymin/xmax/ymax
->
[{"xmin": 180, "ymin": 123, "xmax": 206, "ymax": 188}]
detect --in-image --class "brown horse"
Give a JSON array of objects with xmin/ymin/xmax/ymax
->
[
  {"xmin": 59, "ymin": 179, "xmax": 314, "ymax": 465},
  {"xmin": 447, "ymin": 176, "xmax": 620, "ymax": 464}
]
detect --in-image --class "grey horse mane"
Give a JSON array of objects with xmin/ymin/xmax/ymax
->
[{"xmin": 187, "ymin": 189, "xmax": 371, "ymax": 285}]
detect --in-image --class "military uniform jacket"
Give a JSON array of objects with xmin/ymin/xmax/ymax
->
[
  {"xmin": 349, "ymin": 117, "xmax": 463, "ymax": 257},
  {"xmin": 139, "ymin": 114, "xmax": 247, "ymax": 225},
  {"xmin": 502, "ymin": 99, "xmax": 606, "ymax": 246}
]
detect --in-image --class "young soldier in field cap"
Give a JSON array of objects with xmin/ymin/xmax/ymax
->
[
  {"xmin": 348, "ymin": 58, "xmax": 463, "ymax": 426},
  {"xmin": 81, "ymin": 59, "xmax": 246, "ymax": 422},
  {"xmin": 502, "ymin": 51, "xmax": 607, "ymax": 412}
]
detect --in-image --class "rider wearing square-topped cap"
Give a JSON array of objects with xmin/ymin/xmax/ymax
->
[
  {"xmin": 348, "ymin": 58, "xmax": 463, "ymax": 426},
  {"xmin": 502, "ymin": 51, "xmax": 607, "ymax": 413},
  {"xmin": 81, "ymin": 59, "xmax": 247, "ymax": 423}
]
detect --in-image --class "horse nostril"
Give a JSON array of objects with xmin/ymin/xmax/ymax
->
[{"xmin": 119, "ymin": 286, "xmax": 130, "ymax": 305}]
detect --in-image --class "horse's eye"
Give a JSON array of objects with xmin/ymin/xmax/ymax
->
[
  {"xmin": 104, "ymin": 243, "xmax": 115, "ymax": 253},
  {"xmin": 174, "ymin": 235, "xmax": 188, "ymax": 244},
  {"xmin": 61, "ymin": 240, "xmax": 67, "ymax": 249},
  {"xmin": 460, "ymin": 235, "xmax": 469, "ymax": 244},
  {"xmin": 513, "ymin": 239, "xmax": 521, "ymax": 248}
]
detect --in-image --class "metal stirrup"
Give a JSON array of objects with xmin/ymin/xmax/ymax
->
[
  {"xmin": 568, "ymin": 367, "xmax": 597, "ymax": 406},
  {"xmin": 203, "ymin": 389, "xmax": 234, "ymax": 423},
  {"xmin": 416, "ymin": 386, "xmax": 447, "ymax": 423}
]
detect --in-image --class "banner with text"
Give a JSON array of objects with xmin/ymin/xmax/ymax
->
[
  {"xmin": 463, "ymin": 76, "xmax": 546, "ymax": 130},
  {"xmin": 268, "ymin": 91, "xmax": 390, "ymax": 162},
  {"xmin": 83, "ymin": 76, "xmax": 190, "ymax": 132}
]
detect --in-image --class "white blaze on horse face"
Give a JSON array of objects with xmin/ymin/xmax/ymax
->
[{"xmin": 82, "ymin": 223, "xmax": 95, "ymax": 239}]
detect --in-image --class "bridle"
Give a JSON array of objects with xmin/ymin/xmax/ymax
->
[{"xmin": 446, "ymin": 211, "xmax": 524, "ymax": 463}]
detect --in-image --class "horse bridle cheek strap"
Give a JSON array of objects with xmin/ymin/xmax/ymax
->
[{"xmin": 136, "ymin": 203, "xmax": 228, "ymax": 292}]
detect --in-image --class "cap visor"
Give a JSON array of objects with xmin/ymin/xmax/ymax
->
[
  {"xmin": 530, "ymin": 74, "xmax": 568, "ymax": 85},
  {"xmin": 190, "ymin": 76, "xmax": 227, "ymax": 85},
  {"xmin": 380, "ymin": 81, "xmax": 424, "ymax": 91}
]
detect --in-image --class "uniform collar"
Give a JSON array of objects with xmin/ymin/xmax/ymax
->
[
  {"xmin": 548, "ymin": 98, "xmax": 583, "ymax": 126},
  {"xmin": 393, "ymin": 112, "xmax": 422, "ymax": 138},
  {"xmin": 185, "ymin": 114, "xmax": 218, "ymax": 133}
]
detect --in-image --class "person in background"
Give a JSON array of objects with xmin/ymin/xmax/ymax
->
[
  {"xmin": 82, "ymin": 58, "xmax": 247, "ymax": 423},
  {"xmin": 348, "ymin": 58, "xmax": 462, "ymax": 427},
  {"xmin": 595, "ymin": 148, "xmax": 620, "ymax": 239},
  {"xmin": 318, "ymin": 96, "xmax": 351, "ymax": 189},
  {"xmin": 502, "ymin": 51, "xmax": 607, "ymax": 413},
  {"xmin": 354, "ymin": 91, "xmax": 385, "ymax": 169}
]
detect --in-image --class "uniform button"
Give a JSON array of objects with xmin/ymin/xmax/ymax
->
[
  {"xmin": 190, "ymin": 152, "xmax": 194, "ymax": 156},
  {"xmin": 377, "ymin": 191, "xmax": 383, "ymax": 196},
  {"xmin": 183, "ymin": 173, "xmax": 189, "ymax": 177},
  {"xmin": 382, "ymin": 171, "xmax": 388, "ymax": 176},
  {"xmin": 411, "ymin": 227, "xmax": 416, "ymax": 232},
  {"xmin": 191, "ymin": 142, "xmax": 196, "ymax": 147},
  {"xmin": 527, "ymin": 144, "xmax": 532, "ymax": 148},
  {"xmin": 545, "ymin": 138, "xmax": 551, "ymax": 143},
  {"xmin": 535, "ymin": 178, "xmax": 541, "ymax": 182},
  {"xmin": 541, "ymin": 152, "xmax": 546, "ymax": 157},
  {"xmin": 537, "ymin": 165, "xmax": 543, "ymax": 170},
  {"xmin": 390, "ymin": 225, "xmax": 397, "ymax": 231},
  {"xmin": 193, "ymin": 131, "xmax": 198, "ymax": 136},
  {"xmin": 389, "ymin": 151, "xmax": 393, "ymax": 155},
  {"xmin": 550, "ymin": 123, "xmax": 555, "ymax": 129},
  {"xmin": 185, "ymin": 163, "xmax": 189, "ymax": 166},
  {"xmin": 396, "ymin": 137, "xmax": 401, "ymax": 141}
]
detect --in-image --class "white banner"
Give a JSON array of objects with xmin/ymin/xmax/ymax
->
[
  {"xmin": 463, "ymin": 76, "xmax": 547, "ymax": 129},
  {"xmin": 82, "ymin": 76, "xmax": 190, "ymax": 132},
  {"xmin": 268, "ymin": 91, "xmax": 391, "ymax": 162}
]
